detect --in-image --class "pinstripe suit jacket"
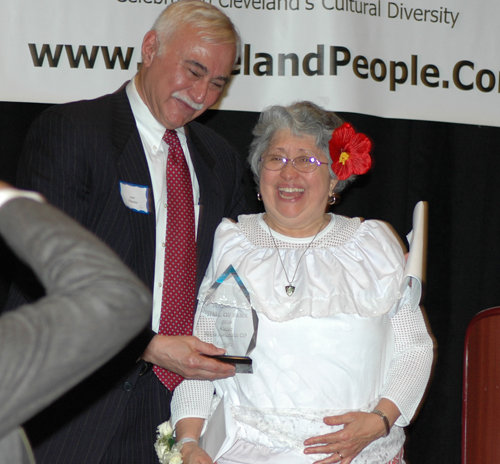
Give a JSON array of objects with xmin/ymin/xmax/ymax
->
[{"xmin": 5, "ymin": 86, "xmax": 246, "ymax": 463}]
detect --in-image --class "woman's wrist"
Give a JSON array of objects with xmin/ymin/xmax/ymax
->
[
  {"xmin": 370, "ymin": 409, "xmax": 391, "ymax": 437},
  {"xmin": 178, "ymin": 437, "xmax": 198, "ymax": 446}
]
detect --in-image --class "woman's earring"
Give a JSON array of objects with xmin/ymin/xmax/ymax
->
[
  {"xmin": 328, "ymin": 193, "xmax": 341, "ymax": 205},
  {"xmin": 257, "ymin": 192, "xmax": 263, "ymax": 202}
]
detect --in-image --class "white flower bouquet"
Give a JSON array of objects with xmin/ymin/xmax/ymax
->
[{"xmin": 154, "ymin": 420, "xmax": 183, "ymax": 464}]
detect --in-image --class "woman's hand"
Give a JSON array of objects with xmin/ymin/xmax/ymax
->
[
  {"xmin": 181, "ymin": 441, "xmax": 213, "ymax": 464},
  {"xmin": 303, "ymin": 411, "xmax": 387, "ymax": 463},
  {"xmin": 304, "ymin": 400, "xmax": 400, "ymax": 464}
]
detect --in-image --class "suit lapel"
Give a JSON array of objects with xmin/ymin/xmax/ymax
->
[{"xmin": 109, "ymin": 88, "xmax": 156, "ymax": 290}]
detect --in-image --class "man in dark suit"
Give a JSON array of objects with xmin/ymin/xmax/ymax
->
[{"xmin": 4, "ymin": 1, "xmax": 246, "ymax": 462}]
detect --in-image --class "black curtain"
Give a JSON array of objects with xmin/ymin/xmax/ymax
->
[{"xmin": 2, "ymin": 100, "xmax": 500, "ymax": 464}]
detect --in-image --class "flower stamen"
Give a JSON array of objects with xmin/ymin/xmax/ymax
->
[{"xmin": 339, "ymin": 151, "xmax": 350, "ymax": 165}]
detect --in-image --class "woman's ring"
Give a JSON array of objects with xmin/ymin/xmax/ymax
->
[{"xmin": 337, "ymin": 452, "xmax": 344, "ymax": 459}]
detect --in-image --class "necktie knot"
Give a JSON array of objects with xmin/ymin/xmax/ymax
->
[
  {"xmin": 163, "ymin": 128, "xmax": 177, "ymax": 139},
  {"xmin": 163, "ymin": 129, "xmax": 183, "ymax": 163}
]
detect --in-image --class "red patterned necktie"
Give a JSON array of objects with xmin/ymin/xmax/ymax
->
[{"xmin": 153, "ymin": 129, "xmax": 197, "ymax": 391}]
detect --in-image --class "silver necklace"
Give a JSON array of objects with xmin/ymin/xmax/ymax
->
[{"xmin": 266, "ymin": 220, "xmax": 324, "ymax": 297}]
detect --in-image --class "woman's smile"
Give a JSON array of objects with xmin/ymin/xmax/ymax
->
[{"xmin": 277, "ymin": 186, "xmax": 305, "ymax": 200}]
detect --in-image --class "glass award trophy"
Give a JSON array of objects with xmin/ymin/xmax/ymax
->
[{"xmin": 197, "ymin": 265, "xmax": 258, "ymax": 373}]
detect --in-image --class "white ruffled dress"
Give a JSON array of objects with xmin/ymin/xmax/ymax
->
[{"xmin": 171, "ymin": 213, "xmax": 433, "ymax": 464}]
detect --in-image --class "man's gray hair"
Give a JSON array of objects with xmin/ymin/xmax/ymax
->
[
  {"xmin": 152, "ymin": 0, "xmax": 241, "ymax": 63},
  {"xmin": 248, "ymin": 101, "xmax": 355, "ymax": 193}
]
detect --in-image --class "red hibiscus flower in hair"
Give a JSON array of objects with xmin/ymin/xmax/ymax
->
[{"xmin": 328, "ymin": 123, "xmax": 372, "ymax": 181}]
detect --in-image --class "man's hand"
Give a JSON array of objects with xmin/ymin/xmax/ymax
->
[{"xmin": 142, "ymin": 335, "xmax": 235, "ymax": 380}]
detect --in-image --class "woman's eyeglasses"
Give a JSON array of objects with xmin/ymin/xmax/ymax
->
[{"xmin": 260, "ymin": 155, "xmax": 328, "ymax": 173}]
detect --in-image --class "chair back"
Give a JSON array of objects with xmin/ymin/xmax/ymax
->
[{"xmin": 462, "ymin": 306, "xmax": 500, "ymax": 464}]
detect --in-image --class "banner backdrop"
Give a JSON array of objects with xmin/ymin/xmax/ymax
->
[{"xmin": 1, "ymin": 0, "xmax": 499, "ymax": 127}]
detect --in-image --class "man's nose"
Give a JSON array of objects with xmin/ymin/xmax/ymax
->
[{"xmin": 189, "ymin": 79, "xmax": 209, "ymax": 104}]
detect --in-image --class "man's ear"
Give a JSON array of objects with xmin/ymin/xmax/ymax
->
[{"xmin": 141, "ymin": 30, "xmax": 159, "ymax": 67}]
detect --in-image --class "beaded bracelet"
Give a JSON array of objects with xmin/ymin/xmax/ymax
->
[{"xmin": 371, "ymin": 409, "xmax": 391, "ymax": 437}]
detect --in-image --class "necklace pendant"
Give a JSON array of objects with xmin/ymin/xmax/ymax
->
[{"xmin": 285, "ymin": 285, "xmax": 295, "ymax": 297}]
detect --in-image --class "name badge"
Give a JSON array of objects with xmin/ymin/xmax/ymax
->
[{"xmin": 119, "ymin": 181, "xmax": 150, "ymax": 214}]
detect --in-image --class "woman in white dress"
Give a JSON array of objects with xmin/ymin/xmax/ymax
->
[{"xmin": 168, "ymin": 101, "xmax": 433, "ymax": 464}]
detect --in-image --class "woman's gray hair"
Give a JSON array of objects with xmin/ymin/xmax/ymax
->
[
  {"xmin": 248, "ymin": 101, "xmax": 355, "ymax": 193},
  {"xmin": 152, "ymin": 0, "xmax": 241, "ymax": 63}
]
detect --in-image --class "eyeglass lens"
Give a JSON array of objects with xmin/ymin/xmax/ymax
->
[{"xmin": 261, "ymin": 155, "xmax": 322, "ymax": 173}]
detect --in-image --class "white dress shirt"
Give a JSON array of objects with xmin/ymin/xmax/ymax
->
[{"xmin": 126, "ymin": 78, "xmax": 200, "ymax": 332}]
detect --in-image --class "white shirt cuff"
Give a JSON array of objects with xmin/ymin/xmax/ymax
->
[{"xmin": 0, "ymin": 188, "xmax": 45, "ymax": 210}]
